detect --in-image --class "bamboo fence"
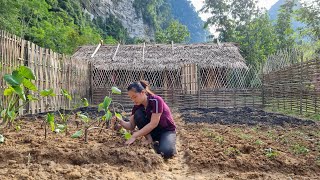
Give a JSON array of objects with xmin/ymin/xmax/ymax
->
[
  {"xmin": 0, "ymin": 30, "xmax": 90, "ymax": 115},
  {"xmin": 263, "ymin": 49, "xmax": 320, "ymax": 115}
]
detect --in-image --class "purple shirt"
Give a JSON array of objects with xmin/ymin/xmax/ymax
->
[{"xmin": 131, "ymin": 94, "xmax": 176, "ymax": 131}]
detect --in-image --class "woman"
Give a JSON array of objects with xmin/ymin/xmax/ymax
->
[{"xmin": 116, "ymin": 80, "xmax": 176, "ymax": 159}]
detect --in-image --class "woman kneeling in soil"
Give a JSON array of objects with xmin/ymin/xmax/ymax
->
[{"xmin": 115, "ymin": 80, "xmax": 176, "ymax": 159}]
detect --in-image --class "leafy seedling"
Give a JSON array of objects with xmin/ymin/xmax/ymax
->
[
  {"xmin": 44, "ymin": 113, "xmax": 55, "ymax": 139},
  {"xmin": 265, "ymin": 148, "xmax": 279, "ymax": 159},
  {"xmin": 58, "ymin": 88, "xmax": 89, "ymax": 136},
  {"xmin": 72, "ymin": 112, "xmax": 105, "ymax": 143},
  {"xmin": 1, "ymin": 66, "xmax": 55, "ymax": 129}
]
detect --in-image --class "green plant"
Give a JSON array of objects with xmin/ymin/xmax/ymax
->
[
  {"xmin": 44, "ymin": 113, "xmax": 55, "ymax": 139},
  {"xmin": 1, "ymin": 66, "xmax": 54, "ymax": 128},
  {"xmin": 71, "ymin": 86, "xmax": 130, "ymax": 143},
  {"xmin": 240, "ymin": 133, "xmax": 253, "ymax": 140},
  {"xmin": 254, "ymin": 139, "xmax": 264, "ymax": 146},
  {"xmin": 291, "ymin": 144, "xmax": 309, "ymax": 155},
  {"xmin": 58, "ymin": 89, "xmax": 89, "ymax": 136},
  {"xmin": 98, "ymin": 87, "xmax": 131, "ymax": 140},
  {"xmin": 265, "ymin": 148, "xmax": 279, "ymax": 159}
]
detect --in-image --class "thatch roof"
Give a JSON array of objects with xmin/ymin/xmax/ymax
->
[{"xmin": 71, "ymin": 43, "xmax": 247, "ymax": 70}]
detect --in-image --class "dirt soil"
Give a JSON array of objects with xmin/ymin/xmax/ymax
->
[{"xmin": 0, "ymin": 107, "xmax": 319, "ymax": 180}]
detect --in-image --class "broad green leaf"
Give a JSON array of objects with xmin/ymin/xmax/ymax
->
[
  {"xmin": 3, "ymin": 87, "xmax": 14, "ymax": 96},
  {"xmin": 111, "ymin": 87, "xmax": 121, "ymax": 95},
  {"xmin": 102, "ymin": 110, "xmax": 112, "ymax": 121},
  {"xmin": 23, "ymin": 79, "xmax": 37, "ymax": 91},
  {"xmin": 81, "ymin": 98, "xmax": 89, "ymax": 107},
  {"xmin": 61, "ymin": 89, "xmax": 72, "ymax": 100},
  {"xmin": 4, "ymin": 71, "xmax": 23, "ymax": 86},
  {"xmin": 1, "ymin": 109, "xmax": 6, "ymax": 118},
  {"xmin": 27, "ymin": 95, "xmax": 39, "ymax": 101},
  {"xmin": 98, "ymin": 103, "xmax": 104, "ymax": 112},
  {"xmin": 124, "ymin": 132, "xmax": 132, "ymax": 140},
  {"xmin": 71, "ymin": 130, "xmax": 83, "ymax": 138},
  {"xmin": 18, "ymin": 66, "xmax": 35, "ymax": 80},
  {"xmin": 77, "ymin": 113, "xmax": 89, "ymax": 123},
  {"xmin": 47, "ymin": 113, "xmax": 55, "ymax": 132},
  {"xmin": 103, "ymin": 96, "xmax": 112, "ymax": 111},
  {"xmin": 40, "ymin": 89, "xmax": 56, "ymax": 97},
  {"xmin": 56, "ymin": 124, "xmax": 66, "ymax": 130},
  {"xmin": 119, "ymin": 127, "xmax": 126, "ymax": 134},
  {"xmin": 12, "ymin": 86, "xmax": 26, "ymax": 101},
  {"xmin": 115, "ymin": 112, "xmax": 123, "ymax": 120},
  {"xmin": 7, "ymin": 110, "xmax": 16, "ymax": 119},
  {"xmin": 0, "ymin": 134, "xmax": 4, "ymax": 143}
]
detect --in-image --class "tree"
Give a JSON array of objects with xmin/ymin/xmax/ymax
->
[
  {"xmin": 275, "ymin": 0, "xmax": 297, "ymax": 49},
  {"xmin": 155, "ymin": 20, "xmax": 190, "ymax": 43},
  {"xmin": 296, "ymin": 0, "xmax": 320, "ymax": 41},
  {"xmin": 201, "ymin": 0, "xmax": 261, "ymax": 42},
  {"xmin": 236, "ymin": 13, "xmax": 278, "ymax": 67}
]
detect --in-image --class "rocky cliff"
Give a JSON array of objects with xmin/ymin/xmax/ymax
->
[{"xmin": 83, "ymin": 0, "xmax": 155, "ymax": 41}]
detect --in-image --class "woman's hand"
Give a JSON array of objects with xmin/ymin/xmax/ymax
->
[{"xmin": 125, "ymin": 136, "xmax": 137, "ymax": 145}]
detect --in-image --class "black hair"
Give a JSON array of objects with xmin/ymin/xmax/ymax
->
[{"xmin": 127, "ymin": 80, "xmax": 154, "ymax": 95}]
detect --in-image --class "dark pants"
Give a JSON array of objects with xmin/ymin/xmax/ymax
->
[{"xmin": 134, "ymin": 107, "xmax": 177, "ymax": 159}]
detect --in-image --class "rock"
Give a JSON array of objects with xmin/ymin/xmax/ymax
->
[
  {"xmin": 83, "ymin": 0, "xmax": 155, "ymax": 41},
  {"xmin": 8, "ymin": 160, "xmax": 17, "ymax": 165},
  {"xmin": 67, "ymin": 170, "xmax": 82, "ymax": 179}
]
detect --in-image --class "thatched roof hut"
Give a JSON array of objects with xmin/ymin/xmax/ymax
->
[{"xmin": 72, "ymin": 43, "xmax": 247, "ymax": 70}]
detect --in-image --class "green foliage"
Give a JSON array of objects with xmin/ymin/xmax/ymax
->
[
  {"xmin": 71, "ymin": 130, "xmax": 83, "ymax": 138},
  {"xmin": 0, "ymin": 0, "xmax": 101, "ymax": 54},
  {"xmin": 1, "ymin": 66, "xmax": 53, "ymax": 127},
  {"xmin": 291, "ymin": 144, "xmax": 309, "ymax": 155},
  {"xmin": 254, "ymin": 139, "xmax": 264, "ymax": 146},
  {"xmin": 265, "ymin": 148, "xmax": 279, "ymax": 159},
  {"xmin": 296, "ymin": 0, "xmax": 320, "ymax": 42},
  {"xmin": 275, "ymin": 0, "xmax": 296, "ymax": 50},
  {"xmin": 156, "ymin": 20, "xmax": 190, "ymax": 43},
  {"xmin": 93, "ymin": 15, "xmax": 129, "ymax": 44},
  {"xmin": 202, "ymin": 0, "xmax": 261, "ymax": 42},
  {"xmin": 46, "ymin": 113, "xmax": 55, "ymax": 132}
]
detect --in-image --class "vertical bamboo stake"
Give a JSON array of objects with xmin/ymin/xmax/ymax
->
[{"xmin": 299, "ymin": 52, "xmax": 303, "ymax": 115}]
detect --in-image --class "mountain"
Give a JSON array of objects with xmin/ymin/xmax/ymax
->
[
  {"xmin": 0, "ymin": 0, "xmax": 209, "ymax": 54},
  {"xmin": 168, "ymin": 0, "xmax": 210, "ymax": 43}
]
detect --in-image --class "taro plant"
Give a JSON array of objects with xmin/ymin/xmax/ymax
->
[
  {"xmin": 98, "ymin": 87, "xmax": 131, "ymax": 140},
  {"xmin": 57, "ymin": 88, "xmax": 89, "ymax": 135},
  {"xmin": 44, "ymin": 113, "xmax": 55, "ymax": 139},
  {"xmin": 1, "ymin": 66, "xmax": 55, "ymax": 128}
]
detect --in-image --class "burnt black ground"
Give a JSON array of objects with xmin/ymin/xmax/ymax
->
[{"xmin": 180, "ymin": 107, "xmax": 317, "ymax": 127}]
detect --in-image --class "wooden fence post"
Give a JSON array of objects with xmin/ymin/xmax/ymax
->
[{"xmin": 299, "ymin": 52, "xmax": 303, "ymax": 115}]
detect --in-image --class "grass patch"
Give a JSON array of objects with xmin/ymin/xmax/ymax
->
[
  {"xmin": 202, "ymin": 128, "xmax": 224, "ymax": 144},
  {"xmin": 254, "ymin": 139, "xmax": 264, "ymax": 146},
  {"xmin": 291, "ymin": 144, "xmax": 309, "ymax": 155}
]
